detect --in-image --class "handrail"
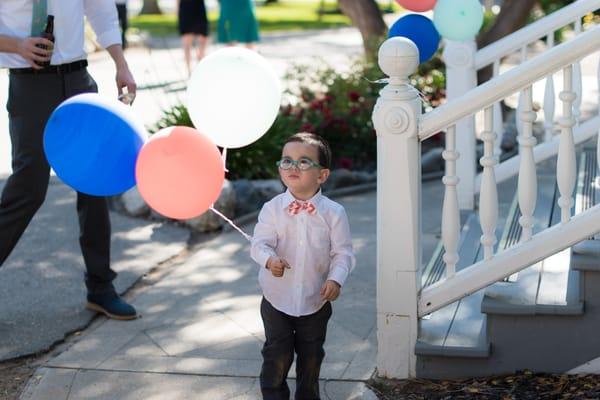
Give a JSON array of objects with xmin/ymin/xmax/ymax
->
[
  {"xmin": 418, "ymin": 203, "xmax": 600, "ymax": 317},
  {"xmin": 475, "ymin": 0, "xmax": 600, "ymax": 69},
  {"xmin": 419, "ymin": 25, "xmax": 600, "ymax": 140}
]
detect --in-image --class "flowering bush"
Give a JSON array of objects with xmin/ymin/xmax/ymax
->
[{"xmin": 153, "ymin": 56, "xmax": 446, "ymax": 180}]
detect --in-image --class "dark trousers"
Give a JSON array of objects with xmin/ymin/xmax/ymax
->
[
  {"xmin": 116, "ymin": 4, "xmax": 128, "ymax": 48},
  {"xmin": 0, "ymin": 68, "xmax": 116, "ymax": 294},
  {"xmin": 260, "ymin": 298, "xmax": 332, "ymax": 400}
]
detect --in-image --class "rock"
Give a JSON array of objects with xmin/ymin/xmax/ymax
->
[
  {"xmin": 184, "ymin": 180, "xmax": 236, "ymax": 232},
  {"xmin": 121, "ymin": 187, "xmax": 150, "ymax": 217},
  {"xmin": 232, "ymin": 179, "xmax": 284, "ymax": 218},
  {"xmin": 323, "ymin": 168, "xmax": 358, "ymax": 191},
  {"xmin": 232, "ymin": 179, "xmax": 263, "ymax": 217},
  {"xmin": 252, "ymin": 179, "xmax": 285, "ymax": 200}
]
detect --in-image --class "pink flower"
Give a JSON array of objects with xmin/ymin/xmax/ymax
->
[
  {"xmin": 300, "ymin": 123, "xmax": 314, "ymax": 132},
  {"xmin": 348, "ymin": 91, "xmax": 361, "ymax": 102},
  {"xmin": 338, "ymin": 157, "xmax": 353, "ymax": 169}
]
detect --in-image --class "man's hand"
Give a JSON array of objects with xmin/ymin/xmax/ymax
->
[
  {"xmin": 320, "ymin": 280, "xmax": 341, "ymax": 301},
  {"xmin": 115, "ymin": 63, "xmax": 136, "ymax": 102},
  {"xmin": 17, "ymin": 37, "xmax": 53, "ymax": 69},
  {"xmin": 266, "ymin": 256, "xmax": 290, "ymax": 277}
]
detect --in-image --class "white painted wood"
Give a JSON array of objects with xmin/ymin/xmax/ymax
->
[
  {"xmin": 573, "ymin": 18, "xmax": 583, "ymax": 125},
  {"xmin": 557, "ymin": 65, "xmax": 577, "ymax": 223},
  {"xmin": 543, "ymin": 34, "xmax": 556, "ymax": 142},
  {"xmin": 443, "ymin": 40, "xmax": 477, "ymax": 210},
  {"xmin": 373, "ymin": 37, "xmax": 421, "ymax": 379},
  {"xmin": 420, "ymin": 26, "xmax": 600, "ymax": 140},
  {"xmin": 493, "ymin": 61, "xmax": 503, "ymax": 156},
  {"xmin": 442, "ymin": 124, "xmax": 461, "ymax": 277},
  {"xmin": 419, "ymin": 204, "xmax": 600, "ymax": 317},
  {"xmin": 517, "ymin": 86, "xmax": 537, "ymax": 241},
  {"xmin": 475, "ymin": 0, "xmax": 600, "ymax": 69},
  {"xmin": 515, "ymin": 47, "xmax": 528, "ymax": 140},
  {"xmin": 597, "ymin": 55, "xmax": 600, "ymax": 185},
  {"xmin": 475, "ymin": 115, "xmax": 600, "ymax": 189},
  {"xmin": 479, "ymin": 106, "xmax": 498, "ymax": 260}
]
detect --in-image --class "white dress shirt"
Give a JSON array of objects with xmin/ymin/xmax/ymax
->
[
  {"xmin": 0, "ymin": 0, "xmax": 121, "ymax": 68},
  {"xmin": 251, "ymin": 189, "xmax": 355, "ymax": 317}
]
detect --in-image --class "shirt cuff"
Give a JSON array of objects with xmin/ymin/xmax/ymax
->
[
  {"xmin": 328, "ymin": 266, "xmax": 349, "ymax": 287},
  {"xmin": 95, "ymin": 30, "xmax": 122, "ymax": 49},
  {"xmin": 255, "ymin": 250, "xmax": 275, "ymax": 270}
]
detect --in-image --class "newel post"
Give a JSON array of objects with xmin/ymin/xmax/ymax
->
[
  {"xmin": 373, "ymin": 37, "xmax": 421, "ymax": 379},
  {"xmin": 443, "ymin": 40, "xmax": 477, "ymax": 210}
]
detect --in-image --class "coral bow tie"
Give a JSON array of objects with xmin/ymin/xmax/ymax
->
[{"xmin": 288, "ymin": 200, "xmax": 317, "ymax": 216}]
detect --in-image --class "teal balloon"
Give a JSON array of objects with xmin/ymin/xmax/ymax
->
[{"xmin": 433, "ymin": 0, "xmax": 483, "ymax": 41}]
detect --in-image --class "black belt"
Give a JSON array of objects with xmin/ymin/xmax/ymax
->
[{"xmin": 9, "ymin": 59, "xmax": 88, "ymax": 75}]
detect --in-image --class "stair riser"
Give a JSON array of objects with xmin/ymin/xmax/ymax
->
[{"xmin": 417, "ymin": 270, "xmax": 600, "ymax": 379}]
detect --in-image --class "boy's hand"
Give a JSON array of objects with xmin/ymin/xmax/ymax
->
[
  {"xmin": 320, "ymin": 280, "xmax": 341, "ymax": 301},
  {"xmin": 266, "ymin": 256, "xmax": 290, "ymax": 277}
]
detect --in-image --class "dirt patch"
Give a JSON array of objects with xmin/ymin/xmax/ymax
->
[
  {"xmin": 368, "ymin": 370, "xmax": 600, "ymax": 399},
  {"xmin": 0, "ymin": 355, "xmax": 40, "ymax": 400}
]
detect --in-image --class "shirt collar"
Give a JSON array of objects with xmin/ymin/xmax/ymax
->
[{"xmin": 282, "ymin": 189, "xmax": 323, "ymax": 210}]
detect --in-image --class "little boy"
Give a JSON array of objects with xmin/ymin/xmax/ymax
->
[{"xmin": 251, "ymin": 132, "xmax": 355, "ymax": 400}]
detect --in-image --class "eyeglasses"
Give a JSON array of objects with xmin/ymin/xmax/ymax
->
[{"xmin": 276, "ymin": 157, "xmax": 322, "ymax": 171}]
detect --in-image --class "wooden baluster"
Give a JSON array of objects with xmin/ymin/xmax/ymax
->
[
  {"xmin": 573, "ymin": 18, "xmax": 583, "ymax": 125},
  {"xmin": 557, "ymin": 65, "xmax": 577, "ymax": 223},
  {"xmin": 493, "ymin": 60, "xmax": 503, "ymax": 156},
  {"xmin": 518, "ymin": 86, "xmax": 537, "ymax": 241},
  {"xmin": 442, "ymin": 124, "xmax": 460, "ymax": 277},
  {"xmin": 516, "ymin": 46, "xmax": 528, "ymax": 143},
  {"xmin": 479, "ymin": 106, "xmax": 498, "ymax": 259},
  {"xmin": 543, "ymin": 32, "xmax": 556, "ymax": 142}
]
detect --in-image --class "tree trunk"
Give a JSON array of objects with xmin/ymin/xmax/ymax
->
[
  {"xmin": 338, "ymin": 0, "xmax": 387, "ymax": 60},
  {"xmin": 140, "ymin": 0, "xmax": 162, "ymax": 14},
  {"xmin": 477, "ymin": 0, "xmax": 538, "ymax": 82}
]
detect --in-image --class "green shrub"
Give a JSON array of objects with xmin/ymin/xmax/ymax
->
[{"xmin": 152, "ymin": 56, "xmax": 445, "ymax": 180}]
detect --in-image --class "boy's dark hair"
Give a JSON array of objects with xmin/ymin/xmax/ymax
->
[{"xmin": 284, "ymin": 132, "xmax": 332, "ymax": 169}]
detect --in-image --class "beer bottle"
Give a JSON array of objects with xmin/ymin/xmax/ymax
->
[{"xmin": 36, "ymin": 15, "xmax": 55, "ymax": 68}]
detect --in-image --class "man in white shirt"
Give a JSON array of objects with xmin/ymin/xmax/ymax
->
[
  {"xmin": 0, "ymin": 0, "xmax": 138, "ymax": 320},
  {"xmin": 251, "ymin": 132, "xmax": 355, "ymax": 400}
]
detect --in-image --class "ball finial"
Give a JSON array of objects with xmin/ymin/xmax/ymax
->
[{"xmin": 378, "ymin": 37, "xmax": 419, "ymax": 79}]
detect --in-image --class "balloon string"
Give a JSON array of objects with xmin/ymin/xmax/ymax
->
[
  {"xmin": 209, "ymin": 206, "xmax": 252, "ymax": 242},
  {"xmin": 222, "ymin": 147, "xmax": 229, "ymax": 172}
]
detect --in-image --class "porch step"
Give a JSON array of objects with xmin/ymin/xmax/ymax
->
[
  {"xmin": 481, "ymin": 152, "xmax": 593, "ymax": 316},
  {"xmin": 416, "ymin": 214, "xmax": 490, "ymax": 358}
]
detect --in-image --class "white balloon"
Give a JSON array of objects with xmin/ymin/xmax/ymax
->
[{"xmin": 186, "ymin": 47, "xmax": 282, "ymax": 149}]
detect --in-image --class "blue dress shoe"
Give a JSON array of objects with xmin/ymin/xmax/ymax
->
[{"xmin": 86, "ymin": 291, "xmax": 137, "ymax": 320}]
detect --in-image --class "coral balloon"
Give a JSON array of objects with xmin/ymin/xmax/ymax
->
[
  {"xmin": 43, "ymin": 93, "xmax": 146, "ymax": 196},
  {"xmin": 395, "ymin": 0, "xmax": 436, "ymax": 12},
  {"xmin": 433, "ymin": 0, "xmax": 484, "ymax": 41},
  {"xmin": 136, "ymin": 126, "xmax": 225, "ymax": 220},
  {"xmin": 186, "ymin": 47, "xmax": 282, "ymax": 149},
  {"xmin": 388, "ymin": 14, "xmax": 440, "ymax": 63}
]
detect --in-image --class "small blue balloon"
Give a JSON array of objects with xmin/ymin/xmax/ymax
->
[
  {"xmin": 434, "ymin": 0, "xmax": 484, "ymax": 41},
  {"xmin": 388, "ymin": 14, "xmax": 440, "ymax": 63},
  {"xmin": 44, "ymin": 93, "xmax": 146, "ymax": 196}
]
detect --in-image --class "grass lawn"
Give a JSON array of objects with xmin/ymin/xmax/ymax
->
[{"xmin": 130, "ymin": 0, "xmax": 400, "ymax": 36}]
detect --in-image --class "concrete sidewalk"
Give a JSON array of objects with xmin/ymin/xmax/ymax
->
[{"xmin": 20, "ymin": 191, "xmax": 380, "ymax": 400}]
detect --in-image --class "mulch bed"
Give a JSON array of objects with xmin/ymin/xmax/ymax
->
[
  {"xmin": 0, "ymin": 355, "xmax": 40, "ymax": 400},
  {"xmin": 368, "ymin": 370, "xmax": 600, "ymax": 399}
]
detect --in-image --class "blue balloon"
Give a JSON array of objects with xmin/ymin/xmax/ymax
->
[
  {"xmin": 44, "ymin": 93, "xmax": 146, "ymax": 196},
  {"xmin": 388, "ymin": 14, "xmax": 440, "ymax": 63}
]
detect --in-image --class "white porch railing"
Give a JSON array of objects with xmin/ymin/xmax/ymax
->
[
  {"xmin": 446, "ymin": 0, "xmax": 600, "ymax": 210},
  {"xmin": 373, "ymin": 25, "xmax": 600, "ymax": 379}
]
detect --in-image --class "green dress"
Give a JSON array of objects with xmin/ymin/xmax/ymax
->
[{"xmin": 217, "ymin": 0, "xmax": 260, "ymax": 44}]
